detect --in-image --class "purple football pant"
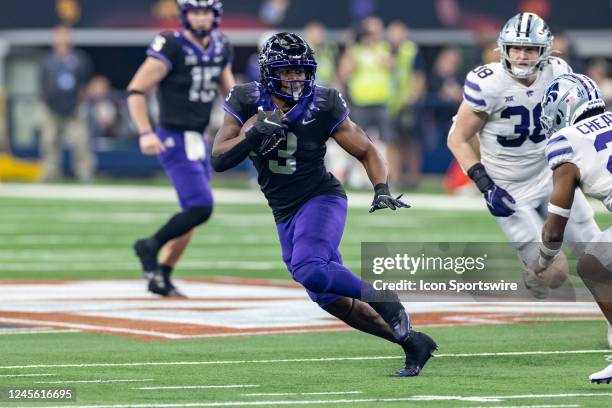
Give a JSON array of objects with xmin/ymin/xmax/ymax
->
[
  {"xmin": 276, "ymin": 195, "xmax": 366, "ymax": 307},
  {"xmin": 157, "ymin": 127, "xmax": 214, "ymax": 210}
]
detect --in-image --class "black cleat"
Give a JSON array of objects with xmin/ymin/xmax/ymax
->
[
  {"xmin": 393, "ymin": 331, "xmax": 438, "ymax": 377},
  {"xmin": 148, "ymin": 270, "xmax": 186, "ymax": 298},
  {"xmin": 133, "ymin": 239, "xmax": 159, "ymax": 278}
]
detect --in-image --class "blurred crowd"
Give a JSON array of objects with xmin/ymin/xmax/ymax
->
[{"xmin": 34, "ymin": 14, "xmax": 612, "ymax": 187}]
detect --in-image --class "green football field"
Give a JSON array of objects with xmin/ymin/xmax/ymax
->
[{"xmin": 1, "ymin": 184, "xmax": 612, "ymax": 407}]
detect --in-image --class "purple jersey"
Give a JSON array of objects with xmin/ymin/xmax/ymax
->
[
  {"xmin": 224, "ymin": 82, "xmax": 349, "ymax": 222},
  {"xmin": 147, "ymin": 30, "xmax": 233, "ymax": 133}
]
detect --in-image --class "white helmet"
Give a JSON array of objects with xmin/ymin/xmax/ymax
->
[
  {"xmin": 540, "ymin": 73, "xmax": 605, "ymax": 137},
  {"xmin": 498, "ymin": 12, "xmax": 553, "ymax": 78}
]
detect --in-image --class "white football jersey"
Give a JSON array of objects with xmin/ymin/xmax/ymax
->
[
  {"xmin": 545, "ymin": 111, "xmax": 612, "ymax": 212},
  {"xmin": 463, "ymin": 58, "xmax": 572, "ymax": 198}
]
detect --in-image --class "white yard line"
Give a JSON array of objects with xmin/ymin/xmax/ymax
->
[
  {"xmin": 241, "ymin": 392, "xmax": 362, "ymax": 397},
  {"xmin": 0, "ymin": 394, "xmax": 608, "ymax": 408},
  {"xmin": 409, "ymin": 393, "xmax": 612, "ymax": 402},
  {"xmin": 459, "ymin": 405, "xmax": 578, "ymax": 408},
  {"xmin": 34, "ymin": 379, "xmax": 153, "ymax": 384},
  {"xmin": 0, "ymin": 373, "xmax": 56, "ymax": 378},
  {"xmin": 2, "ymin": 183, "xmax": 607, "ymax": 213},
  {"xmin": 135, "ymin": 385, "xmax": 259, "ymax": 390},
  {"xmin": 0, "ymin": 317, "xmax": 184, "ymax": 340},
  {"xmin": 0, "ymin": 349, "xmax": 609, "ymax": 370}
]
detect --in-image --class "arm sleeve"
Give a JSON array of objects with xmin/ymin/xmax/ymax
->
[
  {"xmin": 211, "ymin": 137, "xmax": 257, "ymax": 172},
  {"xmin": 146, "ymin": 33, "xmax": 177, "ymax": 72}
]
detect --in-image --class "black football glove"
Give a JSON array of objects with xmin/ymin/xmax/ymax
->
[
  {"xmin": 369, "ymin": 183, "xmax": 411, "ymax": 213},
  {"xmin": 246, "ymin": 107, "xmax": 287, "ymax": 156}
]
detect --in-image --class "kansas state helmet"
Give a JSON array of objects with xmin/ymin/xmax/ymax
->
[
  {"xmin": 540, "ymin": 73, "xmax": 605, "ymax": 136},
  {"xmin": 498, "ymin": 12, "xmax": 553, "ymax": 78},
  {"xmin": 176, "ymin": 0, "xmax": 223, "ymax": 38},
  {"xmin": 259, "ymin": 32, "xmax": 317, "ymax": 101}
]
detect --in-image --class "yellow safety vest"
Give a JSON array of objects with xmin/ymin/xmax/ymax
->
[
  {"xmin": 348, "ymin": 42, "xmax": 392, "ymax": 106},
  {"xmin": 388, "ymin": 41, "xmax": 418, "ymax": 114}
]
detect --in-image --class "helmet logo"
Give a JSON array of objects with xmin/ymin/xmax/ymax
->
[{"xmin": 545, "ymin": 81, "xmax": 560, "ymax": 104}]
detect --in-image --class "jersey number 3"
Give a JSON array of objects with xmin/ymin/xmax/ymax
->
[
  {"xmin": 269, "ymin": 133, "xmax": 297, "ymax": 175},
  {"xmin": 594, "ymin": 129, "xmax": 612, "ymax": 174},
  {"xmin": 497, "ymin": 104, "xmax": 545, "ymax": 147}
]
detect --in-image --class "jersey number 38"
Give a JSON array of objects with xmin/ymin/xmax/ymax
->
[{"xmin": 497, "ymin": 103, "xmax": 546, "ymax": 147}]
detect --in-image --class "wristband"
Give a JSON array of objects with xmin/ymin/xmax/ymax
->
[
  {"xmin": 537, "ymin": 242, "xmax": 561, "ymax": 268},
  {"xmin": 374, "ymin": 183, "xmax": 391, "ymax": 196},
  {"xmin": 548, "ymin": 203, "xmax": 571, "ymax": 218},
  {"xmin": 467, "ymin": 163, "xmax": 494, "ymax": 193},
  {"xmin": 139, "ymin": 129, "xmax": 154, "ymax": 137}
]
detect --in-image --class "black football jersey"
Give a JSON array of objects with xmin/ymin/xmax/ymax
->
[
  {"xmin": 224, "ymin": 82, "xmax": 349, "ymax": 223},
  {"xmin": 147, "ymin": 30, "xmax": 233, "ymax": 133}
]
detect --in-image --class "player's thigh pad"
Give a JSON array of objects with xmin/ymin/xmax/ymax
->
[
  {"xmin": 496, "ymin": 205, "xmax": 545, "ymax": 266},
  {"xmin": 564, "ymin": 189, "xmax": 600, "ymax": 253}
]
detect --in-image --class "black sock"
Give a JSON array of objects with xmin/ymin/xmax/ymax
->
[
  {"xmin": 366, "ymin": 290, "xmax": 406, "ymax": 327},
  {"xmin": 152, "ymin": 206, "xmax": 212, "ymax": 247},
  {"xmin": 160, "ymin": 264, "xmax": 173, "ymax": 278}
]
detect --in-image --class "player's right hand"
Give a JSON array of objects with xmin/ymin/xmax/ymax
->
[
  {"xmin": 139, "ymin": 133, "xmax": 166, "ymax": 155},
  {"xmin": 484, "ymin": 185, "xmax": 515, "ymax": 217},
  {"xmin": 253, "ymin": 107, "xmax": 285, "ymax": 137}
]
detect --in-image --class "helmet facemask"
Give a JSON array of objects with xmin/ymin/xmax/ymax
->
[{"xmin": 264, "ymin": 61, "xmax": 317, "ymax": 102}]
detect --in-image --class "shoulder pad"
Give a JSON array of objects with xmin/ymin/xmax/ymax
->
[
  {"xmin": 230, "ymin": 82, "xmax": 261, "ymax": 105},
  {"xmin": 464, "ymin": 63, "xmax": 503, "ymax": 111},
  {"xmin": 548, "ymin": 57, "xmax": 573, "ymax": 75},
  {"xmin": 545, "ymin": 132, "xmax": 576, "ymax": 169}
]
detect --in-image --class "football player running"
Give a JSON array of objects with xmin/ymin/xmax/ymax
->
[
  {"xmin": 212, "ymin": 32, "xmax": 437, "ymax": 377},
  {"xmin": 127, "ymin": 0, "xmax": 235, "ymax": 296},
  {"xmin": 447, "ymin": 13, "xmax": 600, "ymax": 298},
  {"xmin": 534, "ymin": 73, "xmax": 612, "ymax": 384}
]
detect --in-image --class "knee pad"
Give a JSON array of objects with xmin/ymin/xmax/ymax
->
[
  {"xmin": 185, "ymin": 205, "xmax": 213, "ymax": 226},
  {"xmin": 292, "ymin": 258, "xmax": 330, "ymax": 294}
]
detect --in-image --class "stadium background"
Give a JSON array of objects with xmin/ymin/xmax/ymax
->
[
  {"xmin": 2, "ymin": 0, "xmax": 612, "ymax": 182},
  {"xmin": 1, "ymin": 1, "xmax": 612, "ymax": 407}
]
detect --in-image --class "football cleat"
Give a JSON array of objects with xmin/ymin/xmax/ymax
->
[
  {"xmin": 394, "ymin": 331, "xmax": 438, "ymax": 377},
  {"xmin": 522, "ymin": 268, "xmax": 549, "ymax": 299},
  {"xmin": 590, "ymin": 363, "xmax": 612, "ymax": 384},
  {"xmin": 133, "ymin": 239, "xmax": 160, "ymax": 278},
  {"xmin": 148, "ymin": 270, "xmax": 186, "ymax": 298}
]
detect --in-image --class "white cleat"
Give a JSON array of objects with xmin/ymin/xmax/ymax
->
[
  {"xmin": 607, "ymin": 322, "xmax": 612, "ymax": 349},
  {"xmin": 590, "ymin": 363, "xmax": 612, "ymax": 384}
]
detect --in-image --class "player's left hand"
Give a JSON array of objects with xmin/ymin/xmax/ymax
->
[
  {"xmin": 369, "ymin": 183, "xmax": 411, "ymax": 213},
  {"xmin": 484, "ymin": 184, "xmax": 516, "ymax": 217}
]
